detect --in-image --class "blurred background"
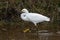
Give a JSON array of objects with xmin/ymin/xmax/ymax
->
[{"xmin": 0, "ymin": 0, "xmax": 60, "ymax": 40}]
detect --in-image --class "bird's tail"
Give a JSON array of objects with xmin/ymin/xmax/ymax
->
[{"xmin": 45, "ymin": 17, "xmax": 50, "ymax": 21}]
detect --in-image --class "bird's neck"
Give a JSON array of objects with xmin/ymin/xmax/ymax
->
[{"xmin": 25, "ymin": 11, "xmax": 29, "ymax": 13}]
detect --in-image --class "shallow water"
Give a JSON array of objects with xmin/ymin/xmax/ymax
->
[{"xmin": 0, "ymin": 29, "xmax": 60, "ymax": 40}]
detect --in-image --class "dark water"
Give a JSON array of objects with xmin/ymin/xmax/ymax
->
[{"xmin": 0, "ymin": 29, "xmax": 60, "ymax": 40}]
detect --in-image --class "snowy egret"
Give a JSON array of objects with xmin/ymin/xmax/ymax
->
[
  {"xmin": 21, "ymin": 8, "xmax": 50, "ymax": 38},
  {"xmin": 21, "ymin": 8, "xmax": 50, "ymax": 26}
]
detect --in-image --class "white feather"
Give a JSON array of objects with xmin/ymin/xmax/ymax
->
[{"xmin": 21, "ymin": 9, "xmax": 50, "ymax": 26}]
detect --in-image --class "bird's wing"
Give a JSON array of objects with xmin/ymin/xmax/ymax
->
[{"xmin": 26, "ymin": 13, "xmax": 45, "ymax": 23}]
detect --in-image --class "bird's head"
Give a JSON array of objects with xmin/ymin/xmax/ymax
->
[{"xmin": 21, "ymin": 8, "xmax": 29, "ymax": 13}]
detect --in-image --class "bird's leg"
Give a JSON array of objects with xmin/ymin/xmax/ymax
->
[
  {"xmin": 33, "ymin": 23, "xmax": 39, "ymax": 40},
  {"xmin": 34, "ymin": 23, "xmax": 39, "ymax": 39}
]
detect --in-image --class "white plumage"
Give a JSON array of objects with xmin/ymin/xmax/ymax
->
[{"xmin": 21, "ymin": 8, "xmax": 50, "ymax": 26}]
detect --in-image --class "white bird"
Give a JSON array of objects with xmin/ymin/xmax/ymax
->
[
  {"xmin": 21, "ymin": 8, "xmax": 50, "ymax": 37},
  {"xmin": 21, "ymin": 8, "xmax": 50, "ymax": 26}
]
